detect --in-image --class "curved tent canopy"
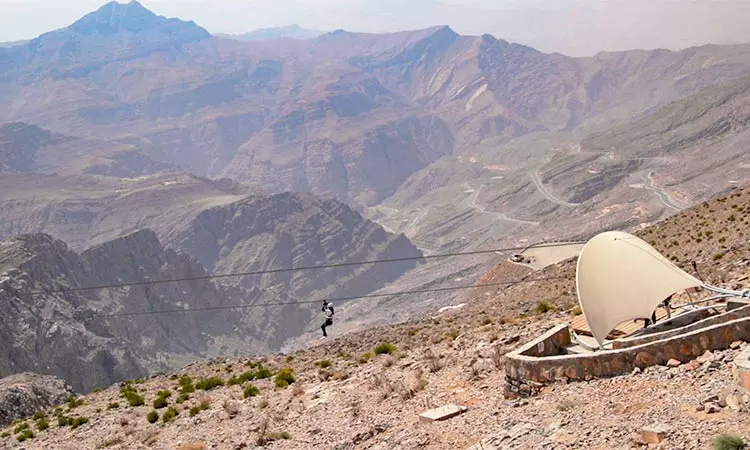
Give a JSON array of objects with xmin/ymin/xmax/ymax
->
[{"xmin": 576, "ymin": 231, "xmax": 704, "ymax": 346}]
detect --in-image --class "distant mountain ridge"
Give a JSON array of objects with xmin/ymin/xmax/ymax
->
[{"xmin": 217, "ymin": 24, "xmax": 325, "ymax": 41}]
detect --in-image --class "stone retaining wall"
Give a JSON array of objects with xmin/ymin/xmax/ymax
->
[
  {"xmin": 613, "ymin": 303, "xmax": 750, "ymax": 349},
  {"xmin": 504, "ymin": 315, "xmax": 750, "ymax": 399}
]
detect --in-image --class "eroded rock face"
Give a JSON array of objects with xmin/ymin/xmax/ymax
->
[{"xmin": 0, "ymin": 372, "xmax": 74, "ymax": 427}]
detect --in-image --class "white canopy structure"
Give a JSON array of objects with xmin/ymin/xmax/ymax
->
[{"xmin": 575, "ymin": 231, "xmax": 705, "ymax": 347}]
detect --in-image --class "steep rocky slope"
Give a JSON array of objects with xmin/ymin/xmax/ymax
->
[
  {"xmin": 0, "ymin": 172, "xmax": 422, "ymax": 351},
  {"xmin": 1, "ymin": 184, "xmax": 748, "ymax": 450},
  {"xmin": 0, "ymin": 231, "xmax": 263, "ymax": 392},
  {"xmin": 0, "ymin": 373, "xmax": 74, "ymax": 428}
]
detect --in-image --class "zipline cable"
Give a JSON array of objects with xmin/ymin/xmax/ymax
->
[{"xmin": 30, "ymin": 241, "xmax": 586, "ymax": 296}]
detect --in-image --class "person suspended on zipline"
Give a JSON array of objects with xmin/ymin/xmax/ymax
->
[{"xmin": 320, "ymin": 300, "xmax": 334, "ymax": 338}]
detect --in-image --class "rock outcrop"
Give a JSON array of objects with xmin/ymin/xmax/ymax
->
[{"xmin": 0, "ymin": 373, "xmax": 74, "ymax": 427}]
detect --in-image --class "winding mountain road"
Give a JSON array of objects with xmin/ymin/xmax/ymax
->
[
  {"xmin": 464, "ymin": 183, "xmax": 539, "ymax": 226},
  {"xmin": 530, "ymin": 170, "xmax": 580, "ymax": 208}
]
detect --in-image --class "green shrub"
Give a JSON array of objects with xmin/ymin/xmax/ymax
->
[
  {"xmin": 243, "ymin": 384, "xmax": 260, "ymax": 398},
  {"xmin": 227, "ymin": 376, "xmax": 242, "ymax": 386},
  {"xmin": 176, "ymin": 393, "xmax": 190, "ymax": 404},
  {"xmin": 92, "ymin": 387, "xmax": 102, "ymax": 393},
  {"xmin": 359, "ymin": 352, "xmax": 373, "ymax": 364},
  {"xmin": 146, "ymin": 410, "xmax": 158, "ymax": 424},
  {"xmin": 189, "ymin": 400, "xmax": 210, "ymax": 417},
  {"xmin": 285, "ymin": 355, "xmax": 295, "ymax": 363},
  {"xmin": 67, "ymin": 396, "xmax": 85, "ymax": 409},
  {"xmin": 535, "ymin": 300, "xmax": 555, "ymax": 314},
  {"xmin": 274, "ymin": 368, "xmax": 296, "ymax": 388},
  {"xmin": 195, "ymin": 377, "xmax": 224, "ymax": 391},
  {"xmin": 16, "ymin": 429, "xmax": 34, "ymax": 442},
  {"xmin": 714, "ymin": 434, "xmax": 746, "ymax": 450},
  {"xmin": 123, "ymin": 391, "xmax": 144, "ymax": 407},
  {"xmin": 57, "ymin": 416, "xmax": 72, "ymax": 427},
  {"xmin": 36, "ymin": 418, "xmax": 49, "ymax": 431},
  {"xmin": 161, "ymin": 407, "xmax": 178, "ymax": 424},
  {"xmin": 13, "ymin": 422, "xmax": 29, "ymax": 434},
  {"xmin": 374, "ymin": 342, "xmax": 397, "ymax": 355},
  {"xmin": 254, "ymin": 364, "xmax": 272, "ymax": 380},
  {"xmin": 315, "ymin": 360, "xmax": 332, "ymax": 368},
  {"xmin": 70, "ymin": 417, "xmax": 89, "ymax": 430},
  {"xmin": 107, "ymin": 402, "xmax": 120, "ymax": 410},
  {"xmin": 238, "ymin": 371, "xmax": 256, "ymax": 383},
  {"xmin": 32, "ymin": 411, "xmax": 46, "ymax": 421},
  {"xmin": 156, "ymin": 390, "xmax": 171, "ymax": 398},
  {"xmin": 153, "ymin": 396, "xmax": 168, "ymax": 409},
  {"xmin": 178, "ymin": 375, "xmax": 195, "ymax": 394}
]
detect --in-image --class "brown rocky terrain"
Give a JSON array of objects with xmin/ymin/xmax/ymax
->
[
  {"xmin": 1, "ymin": 185, "xmax": 746, "ymax": 449},
  {"xmin": 0, "ymin": 373, "xmax": 74, "ymax": 428},
  {"xmin": 0, "ymin": 171, "xmax": 423, "ymax": 390}
]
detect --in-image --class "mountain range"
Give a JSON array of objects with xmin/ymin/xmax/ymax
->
[
  {"xmin": 217, "ymin": 25, "xmax": 326, "ymax": 42},
  {"xmin": 2, "ymin": 0, "xmax": 750, "ymax": 391}
]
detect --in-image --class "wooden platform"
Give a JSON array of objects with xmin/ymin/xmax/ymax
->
[{"xmin": 571, "ymin": 306, "xmax": 685, "ymax": 339}]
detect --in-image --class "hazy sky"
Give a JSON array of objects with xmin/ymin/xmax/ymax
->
[{"xmin": 1, "ymin": 0, "xmax": 750, "ymax": 56}]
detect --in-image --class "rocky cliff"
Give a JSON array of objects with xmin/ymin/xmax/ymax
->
[
  {"xmin": 0, "ymin": 231, "xmax": 268, "ymax": 392},
  {"xmin": 0, "ymin": 373, "xmax": 74, "ymax": 427}
]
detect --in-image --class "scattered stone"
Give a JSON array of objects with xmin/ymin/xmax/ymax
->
[
  {"xmin": 731, "ymin": 341, "xmax": 744, "ymax": 350},
  {"xmin": 704, "ymin": 402, "xmax": 721, "ymax": 414},
  {"xmin": 725, "ymin": 393, "xmax": 744, "ymax": 412},
  {"xmin": 631, "ymin": 367, "xmax": 642, "ymax": 375},
  {"xmin": 697, "ymin": 351, "xmax": 714, "ymax": 363},
  {"xmin": 684, "ymin": 360, "xmax": 701, "ymax": 371},
  {"xmin": 666, "ymin": 358, "xmax": 681, "ymax": 368},
  {"xmin": 418, "ymin": 404, "xmax": 468, "ymax": 423},
  {"xmin": 640, "ymin": 424, "xmax": 670, "ymax": 444},
  {"xmin": 695, "ymin": 404, "xmax": 705, "ymax": 412}
]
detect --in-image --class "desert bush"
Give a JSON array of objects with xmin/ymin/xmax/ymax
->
[
  {"xmin": 36, "ymin": 418, "xmax": 49, "ymax": 431},
  {"xmin": 714, "ymin": 434, "xmax": 746, "ymax": 450},
  {"xmin": 178, "ymin": 375, "xmax": 195, "ymax": 394},
  {"xmin": 67, "ymin": 396, "xmax": 85, "ymax": 409},
  {"xmin": 123, "ymin": 391, "xmax": 144, "ymax": 407},
  {"xmin": 535, "ymin": 300, "xmax": 555, "ymax": 314},
  {"xmin": 285, "ymin": 355, "xmax": 295, "ymax": 363},
  {"xmin": 176, "ymin": 393, "xmax": 190, "ymax": 404},
  {"xmin": 57, "ymin": 416, "xmax": 72, "ymax": 427},
  {"xmin": 13, "ymin": 423, "xmax": 29, "ymax": 434},
  {"xmin": 374, "ymin": 342, "xmax": 397, "ymax": 355},
  {"xmin": 70, "ymin": 417, "xmax": 89, "ymax": 430},
  {"xmin": 254, "ymin": 364, "xmax": 272, "ymax": 380},
  {"xmin": 153, "ymin": 396, "xmax": 168, "ymax": 409},
  {"xmin": 274, "ymin": 368, "xmax": 296, "ymax": 388},
  {"xmin": 359, "ymin": 352, "xmax": 373, "ymax": 364},
  {"xmin": 161, "ymin": 407, "xmax": 178, "ymax": 424},
  {"xmin": 16, "ymin": 429, "xmax": 34, "ymax": 442},
  {"xmin": 243, "ymin": 384, "xmax": 260, "ymax": 398},
  {"xmin": 195, "ymin": 377, "xmax": 224, "ymax": 391},
  {"xmin": 146, "ymin": 410, "xmax": 158, "ymax": 424},
  {"xmin": 107, "ymin": 402, "xmax": 120, "ymax": 410},
  {"xmin": 32, "ymin": 411, "xmax": 46, "ymax": 421},
  {"xmin": 314, "ymin": 360, "xmax": 332, "ymax": 368}
]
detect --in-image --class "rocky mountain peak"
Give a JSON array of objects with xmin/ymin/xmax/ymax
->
[{"xmin": 69, "ymin": 1, "xmax": 209, "ymax": 39}]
